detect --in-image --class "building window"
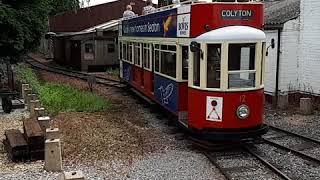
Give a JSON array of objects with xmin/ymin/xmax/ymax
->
[
  {"xmin": 154, "ymin": 44, "xmax": 160, "ymax": 72},
  {"xmin": 182, "ymin": 46, "xmax": 189, "ymax": 80},
  {"xmin": 228, "ymin": 43, "xmax": 256, "ymax": 88},
  {"xmin": 207, "ymin": 44, "xmax": 221, "ymax": 88},
  {"xmin": 108, "ymin": 43, "xmax": 115, "ymax": 53},
  {"xmin": 143, "ymin": 43, "xmax": 150, "ymax": 69},
  {"xmin": 134, "ymin": 43, "xmax": 141, "ymax": 66},
  {"xmin": 193, "ymin": 43, "xmax": 200, "ymax": 86},
  {"xmin": 84, "ymin": 43, "xmax": 94, "ymax": 60},
  {"xmin": 160, "ymin": 45, "xmax": 176, "ymax": 78}
]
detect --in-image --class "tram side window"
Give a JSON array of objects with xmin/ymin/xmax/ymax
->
[
  {"xmin": 154, "ymin": 44, "xmax": 160, "ymax": 72},
  {"xmin": 193, "ymin": 43, "xmax": 200, "ymax": 86},
  {"xmin": 134, "ymin": 43, "xmax": 141, "ymax": 66},
  {"xmin": 207, "ymin": 44, "xmax": 221, "ymax": 88},
  {"xmin": 160, "ymin": 45, "xmax": 176, "ymax": 78},
  {"xmin": 143, "ymin": 44, "xmax": 150, "ymax": 69},
  {"xmin": 182, "ymin": 46, "xmax": 189, "ymax": 80},
  {"xmin": 228, "ymin": 43, "xmax": 256, "ymax": 88},
  {"xmin": 119, "ymin": 42, "xmax": 122, "ymax": 60},
  {"xmin": 122, "ymin": 42, "xmax": 127, "ymax": 61},
  {"xmin": 129, "ymin": 42, "xmax": 133, "ymax": 63}
]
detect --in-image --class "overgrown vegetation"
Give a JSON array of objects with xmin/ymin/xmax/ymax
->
[
  {"xmin": 106, "ymin": 67, "xmax": 120, "ymax": 76},
  {"xmin": 17, "ymin": 67, "xmax": 111, "ymax": 115}
]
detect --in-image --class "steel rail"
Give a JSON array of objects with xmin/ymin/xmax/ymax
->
[
  {"xmin": 268, "ymin": 125, "xmax": 320, "ymax": 145},
  {"xmin": 203, "ymin": 151, "xmax": 233, "ymax": 180},
  {"xmin": 263, "ymin": 138, "xmax": 320, "ymax": 164},
  {"xmin": 24, "ymin": 58, "xmax": 125, "ymax": 89},
  {"xmin": 243, "ymin": 145, "xmax": 292, "ymax": 180},
  {"xmin": 26, "ymin": 55, "xmax": 121, "ymax": 83}
]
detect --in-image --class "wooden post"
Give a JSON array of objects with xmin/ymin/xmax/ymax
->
[{"xmin": 300, "ymin": 98, "xmax": 313, "ymax": 115}]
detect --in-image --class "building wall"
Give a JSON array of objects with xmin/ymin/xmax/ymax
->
[
  {"xmin": 278, "ymin": 18, "xmax": 300, "ymax": 93},
  {"xmin": 50, "ymin": 0, "xmax": 146, "ymax": 32},
  {"xmin": 264, "ymin": 30, "xmax": 278, "ymax": 96},
  {"xmin": 298, "ymin": 0, "xmax": 320, "ymax": 95}
]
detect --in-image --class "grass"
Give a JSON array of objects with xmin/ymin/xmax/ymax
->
[
  {"xmin": 106, "ymin": 67, "xmax": 119, "ymax": 76},
  {"xmin": 17, "ymin": 66, "xmax": 111, "ymax": 115}
]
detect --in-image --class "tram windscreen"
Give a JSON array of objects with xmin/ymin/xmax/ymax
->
[
  {"xmin": 207, "ymin": 44, "xmax": 221, "ymax": 88},
  {"xmin": 228, "ymin": 43, "xmax": 256, "ymax": 88}
]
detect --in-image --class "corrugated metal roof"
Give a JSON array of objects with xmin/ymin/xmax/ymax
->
[{"xmin": 264, "ymin": 0, "xmax": 300, "ymax": 25}]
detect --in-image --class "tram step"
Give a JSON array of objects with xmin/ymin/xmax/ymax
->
[{"xmin": 3, "ymin": 129, "xmax": 29, "ymax": 161}]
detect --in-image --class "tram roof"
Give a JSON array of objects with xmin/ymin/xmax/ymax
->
[{"xmin": 193, "ymin": 26, "xmax": 266, "ymax": 43}]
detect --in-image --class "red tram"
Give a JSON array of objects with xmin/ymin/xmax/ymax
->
[{"xmin": 118, "ymin": 0, "xmax": 268, "ymax": 141}]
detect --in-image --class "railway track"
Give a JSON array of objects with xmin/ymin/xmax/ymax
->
[{"xmin": 24, "ymin": 56, "xmax": 126, "ymax": 89}]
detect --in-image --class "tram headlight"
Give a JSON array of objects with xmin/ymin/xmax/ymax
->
[{"xmin": 237, "ymin": 105, "xmax": 250, "ymax": 119}]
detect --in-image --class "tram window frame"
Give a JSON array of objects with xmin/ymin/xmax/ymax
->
[
  {"xmin": 154, "ymin": 44, "xmax": 160, "ymax": 72},
  {"xmin": 119, "ymin": 42, "xmax": 122, "ymax": 60},
  {"xmin": 143, "ymin": 43, "xmax": 150, "ymax": 69},
  {"xmin": 159, "ymin": 45, "xmax": 177, "ymax": 78},
  {"xmin": 261, "ymin": 42, "xmax": 266, "ymax": 85},
  {"xmin": 228, "ymin": 43, "xmax": 257, "ymax": 89},
  {"xmin": 207, "ymin": 44, "xmax": 221, "ymax": 88},
  {"xmin": 134, "ymin": 42, "xmax": 141, "ymax": 66},
  {"xmin": 193, "ymin": 43, "xmax": 201, "ymax": 87},
  {"xmin": 182, "ymin": 46, "xmax": 189, "ymax": 80}
]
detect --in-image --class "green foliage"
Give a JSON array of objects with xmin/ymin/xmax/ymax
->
[
  {"xmin": 17, "ymin": 67, "xmax": 111, "ymax": 115},
  {"xmin": 0, "ymin": 0, "xmax": 87, "ymax": 62},
  {"xmin": 106, "ymin": 67, "xmax": 120, "ymax": 76}
]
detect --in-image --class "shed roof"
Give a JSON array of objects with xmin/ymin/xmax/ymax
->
[{"xmin": 264, "ymin": 0, "xmax": 300, "ymax": 26}]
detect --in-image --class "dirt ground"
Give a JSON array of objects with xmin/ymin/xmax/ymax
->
[{"xmin": 37, "ymin": 70, "xmax": 179, "ymax": 165}]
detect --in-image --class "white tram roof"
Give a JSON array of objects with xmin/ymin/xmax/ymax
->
[{"xmin": 194, "ymin": 26, "xmax": 266, "ymax": 43}]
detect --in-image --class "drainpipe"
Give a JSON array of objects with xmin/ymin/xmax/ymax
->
[{"xmin": 275, "ymin": 28, "xmax": 281, "ymax": 106}]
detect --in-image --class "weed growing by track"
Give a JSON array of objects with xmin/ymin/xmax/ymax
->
[
  {"xmin": 17, "ymin": 67, "xmax": 111, "ymax": 115},
  {"xmin": 106, "ymin": 67, "xmax": 119, "ymax": 76}
]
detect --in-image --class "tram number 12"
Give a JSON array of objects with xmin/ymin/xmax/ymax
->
[{"xmin": 240, "ymin": 95, "xmax": 246, "ymax": 103}]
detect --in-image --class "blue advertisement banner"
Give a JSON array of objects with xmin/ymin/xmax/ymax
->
[
  {"xmin": 122, "ymin": 9, "xmax": 177, "ymax": 37},
  {"xmin": 154, "ymin": 74, "xmax": 178, "ymax": 113},
  {"xmin": 122, "ymin": 61, "xmax": 132, "ymax": 82}
]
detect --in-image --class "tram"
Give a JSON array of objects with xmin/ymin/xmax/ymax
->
[{"xmin": 118, "ymin": 0, "xmax": 268, "ymax": 141}]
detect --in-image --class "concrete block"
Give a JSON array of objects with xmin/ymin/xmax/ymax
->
[
  {"xmin": 277, "ymin": 94, "xmax": 288, "ymax": 109},
  {"xmin": 38, "ymin": 116, "xmax": 51, "ymax": 132},
  {"xmin": 60, "ymin": 171, "xmax": 85, "ymax": 180},
  {"xmin": 45, "ymin": 139, "xmax": 62, "ymax": 172},
  {"xmin": 29, "ymin": 100, "xmax": 41, "ymax": 117},
  {"xmin": 35, "ymin": 107, "xmax": 46, "ymax": 117},
  {"xmin": 21, "ymin": 84, "xmax": 30, "ymax": 99},
  {"xmin": 24, "ymin": 89, "xmax": 32, "ymax": 105},
  {"xmin": 46, "ymin": 128, "xmax": 60, "ymax": 140},
  {"xmin": 26, "ymin": 94, "xmax": 37, "ymax": 110},
  {"xmin": 300, "ymin": 98, "xmax": 313, "ymax": 115}
]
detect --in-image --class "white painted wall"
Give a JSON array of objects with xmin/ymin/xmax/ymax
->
[
  {"xmin": 298, "ymin": 0, "xmax": 320, "ymax": 95},
  {"xmin": 264, "ymin": 30, "xmax": 278, "ymax": 95},
  {"xmin": 278, "ymin": 18, "xmax": 300, "ymax": 93}
]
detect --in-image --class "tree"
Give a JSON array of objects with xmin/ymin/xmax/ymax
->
[{"xmin": 0, "ymin": 0, "xmax": 85, "ymax": 62}]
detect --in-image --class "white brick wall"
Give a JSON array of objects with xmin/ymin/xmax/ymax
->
[{"xmin": 298, "ymin": 0, "xmax": 320, "ymax": 95}]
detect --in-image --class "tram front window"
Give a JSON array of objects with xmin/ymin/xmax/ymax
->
[
  {"xmin": 207, "ymin": 44, "xmax": 221, "ymax": 88},
  {"xmin": 228, "ymin": 43, "xmax": 256, "ymax": 88}
]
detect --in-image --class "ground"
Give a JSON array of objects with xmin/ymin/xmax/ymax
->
[{"xmin": 1, "ymin": 65, "xmax": 320, "ymax": 179}]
